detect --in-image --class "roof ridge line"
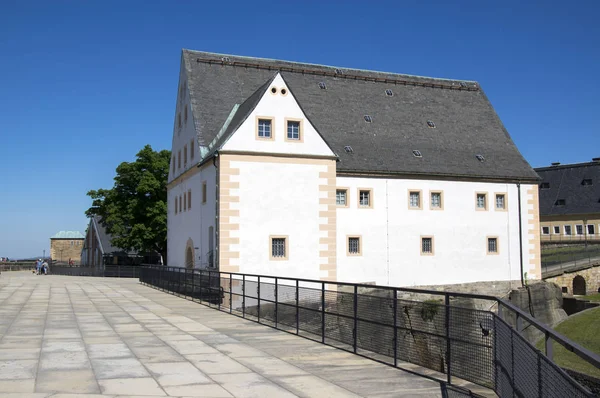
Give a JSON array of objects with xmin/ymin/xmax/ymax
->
[{"xmin": 184, "ymin": 49, "xmax": 479, "ymax": 91}]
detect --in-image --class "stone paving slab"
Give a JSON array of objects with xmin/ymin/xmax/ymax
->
[{"xmin": 0, "ymin": 271, "xmax": 460, "ymax": 397}]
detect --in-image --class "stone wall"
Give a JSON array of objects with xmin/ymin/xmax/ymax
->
[
  {"xmin": 545, "ymin": 266, "xmax": 600, "ymax": 296},
  {"xmin": 50, "ymin": 239, "xmax": 84, "ymax": 264}
]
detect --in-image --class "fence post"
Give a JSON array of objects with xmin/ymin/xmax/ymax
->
[
  {"xmin": 218, "ymin": 272, "xmax": 221, "ymax": 310},
  {"xmin": 295, "ymin": 279, "xmax": 299, "ymax": 335},
  {"xmin": 275, "ymin": 277, "xmax": 278, "ymax": 328},
  {"xmin": 257, "ymin": 275, "xmax": 261, "ymax": 323},
  {"xmin": 229, "ymin": 273, "xmax": 233, "ymax": 313},
  {"xmin": 353, "ymin": 285, "xmax": 358, "ymax": 354},
  {"xmin": 321, "ymin": 282, "xmax": 326, "ymax": 344},
  {"xmin": 537, "ymin": 352, "xmax": 543, "ymax": 397},
  {"xmin": 393, "ymin": 288, "xmax": 398, "ymax": 367},
  {"xmin": 445, "ymin": 293, "xmax": 452, "ymax": 384},
  {"xmin": 545, "ymin": 331, "xmax": 553, "ymax": 361},
  {"xmin": 242, "ymin": 274, "xmax": 246, "ymax": 318}
]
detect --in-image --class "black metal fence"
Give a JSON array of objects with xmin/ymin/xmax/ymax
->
[
  {"xmin": 140, "ymin": 265, "xmax": 599, "ymax": 398},
  {"xmin": 51, "ymin": 265, "xmax": 142, "ymax": 278},
  {"xmin": 541, "ymin": 243, "xmax": 600, "ymax": 278}
]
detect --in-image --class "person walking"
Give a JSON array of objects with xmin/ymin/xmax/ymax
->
[
  {"xmin": 35, "ymin": 259, "xmax": 41, "ymax": 275},
  {"xmin": 42, "ymin": 260, "xmax": 49, "ymax": 275}
]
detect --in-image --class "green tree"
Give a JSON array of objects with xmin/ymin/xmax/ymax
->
[{"xmin": 86, "ymin": 145, "xmax": 171, "ymax": 263}]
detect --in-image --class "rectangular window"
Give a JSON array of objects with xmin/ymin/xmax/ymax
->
[
  {"xmin": 270, "ymin": 236, "xmax": 288, "ymax": 260},
  {"xmin": 190, "ymin": 139, "xmax": 194, "ymax": 160},
  {"xmin": 553, "ymin": 226, "xmax": 560, "ymax": 234},
  {"xmin": 184, "ymin": 144, "xmax": 188, "ymax": 166},
  {"xmin": 588, "ymin": 224, "xmax": 595, "ymax": 235},
  {"xmin": 487, "ymin": 237, "xmax": 498, "ymax": 254},
  {"xmin": 178, "ymin": 151, "xmax": 181, "ymax": 169},
  {"xmin": 576, "ymin": 225, "xmax": 583, "ymax": 235},
  {"xmin": 421, "ymin": 237, "xmax": 434, "ymax": 255},
  {"xmin": 177, "ymin": 112, "xmax": 182, "ymax": 129},
  {"xmin": 336, "ymin": 189, "xmax": 347, "ymax": 206},
  {"xmin": 564, "ymin": 225, "xmax": 572, "ymax": 235},
  {"xmin": 358, "ymin": 189, "xmax": 372, "ymax": 208},
  {"xmin": 202, "ymin": 181, "xmax": 207, "ymax": 204},
  {"xmin": 287, "ymin": 120, "xmax": 300, "ymax": 140},
  {"xmin": 430, "ymin": 191, "xmax": 442, "ymax": 210},
  {"xmin": 183, "ymin": 192, "xmax": 187, "ymax": 211},
  {"xmin": 495, "ymin": 193, "xmax": 506, "ymax": 210},
  {"xmin": 542, "ymin": 226, "xmax": 550, "ymax": 235},
  {"xmin": 476, "ymin": 193, "xmax": 487, "ymax": 210},
  {"xmin": 175, "ymin": 197, "xmax": 178, "ymax": 214},
  {"xmin": 184, "ymin": 106, "xmax": 188, "ymax": 125},
  {"xmin": 188, "ymin": 190, "xmax": 191, "ymax": 210},
  {"xmin": 347, "ymin": 236, "xmax": 361, "ymax": 256},
  {"xmin": 409, "ymin": 191, "xmax": 421, "ymax": 209},
  {"xmin": 179, "ymin": 195, "xmax": 182, "ymax": 213},
  {"xmin": 172, "ymin": 157, "xmax": 175, "ymax": 174},
  {"xmin": 257, "ymin": 118, "xmax": 272, "ymax": 138}
]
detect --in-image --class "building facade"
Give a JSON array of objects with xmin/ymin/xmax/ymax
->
[
  {"xmin": 81, "ymin": 216, "xmax": 161, "ymax": 268},
  {"xmin": 50, "ymin": 231, "xmax": 84, "ymax": 264},
  {"xmin": 536, "ymin": 159, "xmax": 600, "ymax": 243},
  {"xmin": 167, "ymin": 50, "xmax": 541, "ymax": 287}
]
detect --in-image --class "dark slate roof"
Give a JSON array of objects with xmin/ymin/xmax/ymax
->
[
  {"xmin": 93, "ymin": 216, "xmax": 136, "ymax": 255},
  {"xmin": 535, "ymin": 161, "xmax": 600, "ymax": 216},
  {"xmin": 183, "ymin": 50, "xmax": 538, "ymax": 182},
  {"xmin": 206, "ymin": 74, "xmax": 276, "ymax": 158}
]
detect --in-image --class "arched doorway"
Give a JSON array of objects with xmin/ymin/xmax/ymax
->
[
  {"xmin": 573, "ymin": 275, "xmax": 586, "ymax": 296},
  {"xmin": 185, "ymin": 238, "xmax": 195, "ymax": 269},
  {"xmin": 186, "ymin": 247, "xmax": 193, "ymax": 269}
]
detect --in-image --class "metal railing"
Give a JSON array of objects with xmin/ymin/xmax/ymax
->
[
  {"xmin": 51, "ymin": 265, "xmax": 142, "ymax": 278},
  {"xmin": 541, "ymin": 243, "xmax": 600, "ymax": 278},
  {"xmin": 541, "ymin": 233, "xmax": 600, "ymax": 243},
  {"xmin": 140, "ymin": 265, "xmax": 600, "ymax": 398}
]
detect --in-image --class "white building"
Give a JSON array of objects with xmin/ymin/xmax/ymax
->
[{"xmin": 167, "ymin": 50, "xmax": 541, "ymax": 287}]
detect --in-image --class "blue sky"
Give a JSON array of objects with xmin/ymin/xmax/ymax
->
[{"xmin": 0, "ymin": 1, "xmax": 598, "ymax": 258}]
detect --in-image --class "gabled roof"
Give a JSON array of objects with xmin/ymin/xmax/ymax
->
[
  {"xmin": 535, "ymin": 160, "xmax": 600, "ymax": 216},
  {"xmin": 205, "ymin": 74, "xmax": 276, "ymax": 158},
  {"xmin": 92, "ymin": 216, "xmax": 136, "ymax": 255},
  {"xmin": 183, "ymin": 50, "xmax": 539, "ymax": 182},
  {"xmin": 51, "ymin": 231, "xmax": 84, "ymax": 239}
]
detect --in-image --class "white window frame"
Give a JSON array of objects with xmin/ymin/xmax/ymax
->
[
  {"xmin": 575, "ymin": 224, "xmax": 584, "ymax": 235},
  {"xmin": 564, "ymin": 225, "xmax": 572, "ymax": 235},
  {"xmin": 541, "ymin": 226, "xmax": 550, "ymax": 235}
]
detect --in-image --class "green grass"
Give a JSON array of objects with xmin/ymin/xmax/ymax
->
[
  {"xmin": 537, "ymin": 306, "xmax": 600, "ymax": 378},
  {"xmin": 579, "ymin": 293, "xmax": 600, "ymax": 302}
]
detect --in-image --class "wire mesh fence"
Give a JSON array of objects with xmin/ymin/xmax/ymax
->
[{"xmin": 140, "ymin": 265, "xmax": 597, "ymax": 398}]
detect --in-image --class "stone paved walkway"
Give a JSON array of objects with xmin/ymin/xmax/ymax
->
[{"xmin": 0, "ymin": 272, "xmax": 448, "ymax": 397}]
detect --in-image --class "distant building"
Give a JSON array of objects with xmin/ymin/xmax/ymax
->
[
  {"xmin": 81, "ymin": 216, "xmax": 161, "ymax": 268},
  {"xmin": 536, "ymin": 158, "xmax": 600, "ymax": 242},
  {"xmin": 50, "ymin": 231, "xmax": 85, "ymax": 264},
  {"xmin": 165, "ymin": 50, "xmax": 542, "ymax": 287}
]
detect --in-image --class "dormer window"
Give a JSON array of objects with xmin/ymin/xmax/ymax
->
[
  {"xmin": 318, "ymin": 82, "xmax": 327, "ymax": 90},
  {"xmin": 364, "ymin": 115, "xmax": 372, "ymax": 123},
  {"xmin": 540, "ymin": 182, "xmax": 550, "ymax": 189},
  {"xmin": 476, "ymin": 154, "xmax": 485, "ymax": 162},
  {"xmin": 582, "ymin": 179, "xmax": 593, "ymax": 186},
  {"xmin": 427, "ymin": 120, "xmax": 436, "ymax": 128},
  {"xmin": 555, "ymin": 199, "xmax": 566, "ymax": 206},
  {"xmin": 385, "ymin": 89, "xmax": 393, "ymax": 96},
  {"xmin": 344, "ymin": 146, "xmax": 353, "ymax": 153}
]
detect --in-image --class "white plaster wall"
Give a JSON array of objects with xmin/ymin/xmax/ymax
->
[
  {"xmin": 167, "ymin": 165, "xmax": 216, "ymax": 268},
  {"xmin": 228, "ymin": 159, "xmax": 328, "ymax": 280},
  {"xmin": 337, "ymin": 177, "xmax": 525, "ymax": 287},
  {"xmin": 221, "ymin": 74, "xmax": 335, "ymax": 157},
  {"xmin": 168, "ymin": 61, "xmax": 198, "ymax": 184}
]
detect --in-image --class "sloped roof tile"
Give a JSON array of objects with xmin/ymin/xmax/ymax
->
[{"xmin": 183, "ymin": 50, "xmax": 538, "ymax": 182}]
